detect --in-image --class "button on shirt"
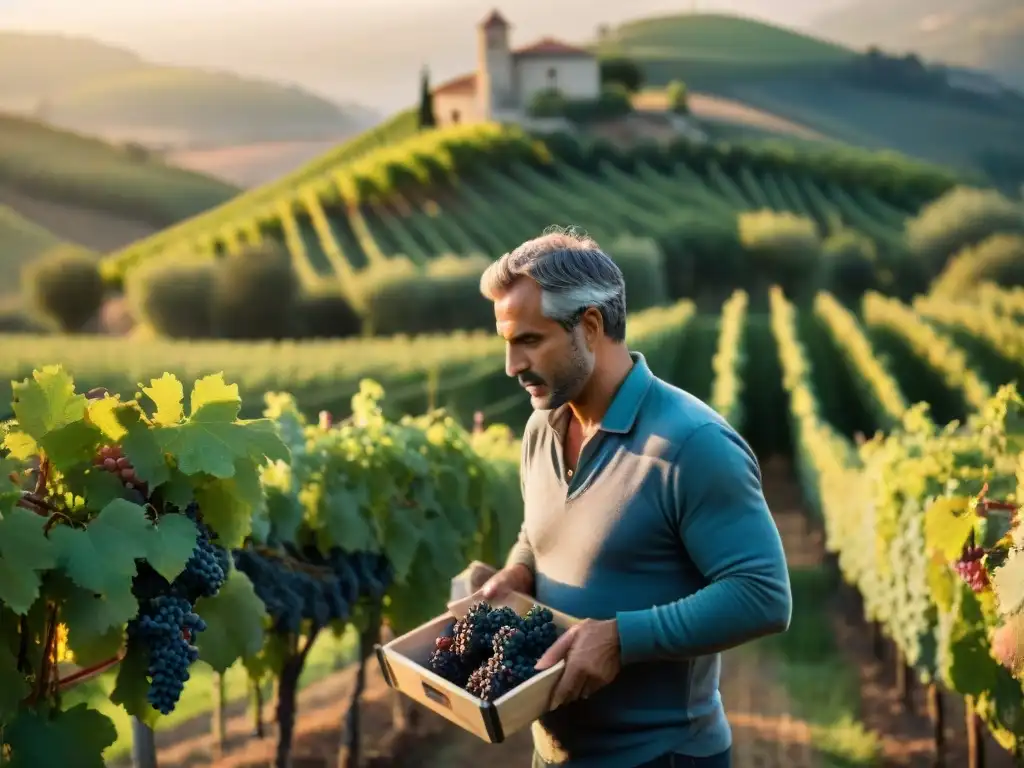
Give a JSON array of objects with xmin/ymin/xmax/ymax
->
[{"xmin": 505, "ymin": 352, "xmax": 792, "ymax": 768}]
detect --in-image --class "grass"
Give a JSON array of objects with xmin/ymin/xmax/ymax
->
[
  {"xmin": 64, "ymin": 627, "xmax": 359, "ymax": 763},
  {"xmin": 0, "ymin": 113, "xmax": 238, "ymax": 225},
  {"xmin": 764, "ymin": 566, "xmax": 881, "ymax": 767}
]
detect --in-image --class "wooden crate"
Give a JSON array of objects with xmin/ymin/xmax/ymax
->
[{"xmin": 375, "ymin": 590, "xmax": 579, "ymax": 743}]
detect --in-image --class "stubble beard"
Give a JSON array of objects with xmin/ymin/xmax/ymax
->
[{"xmin": 532, "ymin": 335, "xmax": 592, "ymax": 411}]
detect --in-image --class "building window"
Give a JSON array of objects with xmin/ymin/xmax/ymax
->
[
  {"xmin": 547, "ymin": 67, "xmax": 557, "ymax": 86},
  {"xmin": 451, "ymin": 109, "xmax": 460, "ymax": 124}
]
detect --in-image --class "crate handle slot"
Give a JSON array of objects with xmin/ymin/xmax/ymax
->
[{"xmin": 421, "ymin": 680, "xmax": 452, "ymax": 709}]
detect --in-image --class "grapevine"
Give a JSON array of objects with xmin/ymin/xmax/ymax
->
[
  {"xmin": 221, "ymin": 384, "xmax": 522, "ymax": 768},
  {"xmin": 0, "ymin": 366, "xmax": 289, "ymax": 767}
]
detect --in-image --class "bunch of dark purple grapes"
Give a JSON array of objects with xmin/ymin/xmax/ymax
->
[{"xmin": 426, "ymin": 601, "xmax": 559, "ymax": 702}]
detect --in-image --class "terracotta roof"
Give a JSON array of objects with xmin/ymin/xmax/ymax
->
[
  {"xmin": 479, "ymin": 10, "xmax": 509, "ymax": 29},
  {"xmin": 513, "ymin": 37, "xmax": 593, "ymax": 57},
  {"xmin": 432, "ymin": 72, "xmax": 476, "ymax": 96}
]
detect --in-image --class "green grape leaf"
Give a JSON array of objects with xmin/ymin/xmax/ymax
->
[
  {"xmin": 50, "ymin": 499, "xmax": 151, "ymax": 597},
  {"xmin": 141, "ymin": 373, "xmax": 185, "ymax": 426},
  {"xmin": 55, "ymin": 577, "xmax": 135, "ymax": 663},
  {"xmin": 4, "ymin": 702, "xmax": 117, "ymax": 768},
  {"xmin": 151, "ymin": 374, "xmax": 288, "ymax": 479},
  {"xmin": 117, "ymin": 407, "xmax": 170, "ymax": 488},
  {"xmin": 945, "ymin": 584, "xmax": 1000, "ymax": 696},
  {"xmin": 80, "ymin": 468, "xmax": 133, "ymax": 511},
  {"xmin": 2, "ymin": 430, "xmax": 37, "ymax": 460},
  {"xmin": 381, "ymin": 505, "xmax": 425, "ymax": 583},
  {"xmin": 0, "ymin": 506, "xmax": 58, "ymax": 615},
  {"xmin": 194, "ymin": 568, "xmax": 268, "ymax": 673},
  {"xmin": 313, "ymin": 486, "xmax": 376, "ymax": 553},
  {"xmin": 926, "ymin": 555, "xmax": 957, "ymax": 614},
  {"xmin": 993, "ymin": 553, "xmax": 1024, "ymax": 616},
  {"xmin": 193, "ymin": 460, "xmax": 264, "ymax": 548},
  {"xmin": 265, "ymin": 486, "xmax": 303, "ymax": 545},
  {"xmin": 10, "ymin": 366, "xmax": 87, "ymax": 442},
  {"xmin": 924, "ymin": 496, "xmax": 975, "ymax": 561},
  {"xmin": 86, "ymin": 394, "xmax": 127, "ymax": 442},
  {"xmin": 3, "ymin": 367, "xmax": 105, "ymax": 471},
  {"xmin": 144, "ymin": 513, "xmax": 198, "ymax": 583},
  {"xmin": 37, "ymin": 420, "xmax": 104, "ymax": 473},
  {"xmin": 109, "ymin": 646, "xmax": 160, "ymax": 727},
  {"xmin": 420, "ymin": 514, "xmax": 463, "ymax": 571},
  {"xmin": 0, "ymin": 645, "xmax": 30, "ymax": 725}
]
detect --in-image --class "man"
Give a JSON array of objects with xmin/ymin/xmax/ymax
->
[{"xmin": 473, "ymin": 229, "xmax": 793, "ymax": 768}]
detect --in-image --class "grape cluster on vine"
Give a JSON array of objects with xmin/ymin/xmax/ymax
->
[
  {"xmin": 232, "ymin": 545, "xmax": 393, "ymax": 635},
  {"xmin": 93, "ymin": 444, "xmax": 148, "ymax": 504},
  {"xmin": 953, "ymin": 544, "xmax": 990, "ymax": 593},
  {"xmin": 127, "ymin": 501, "xmax": 230, "ymax": 715},
  {"xmin": 427, "ymin": 601, "xmax": 559, "ymax": 702}
]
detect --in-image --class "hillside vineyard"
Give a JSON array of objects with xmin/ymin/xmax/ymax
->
[{"xmin": 99, "ymin": 123, "xmax": 954, "ymax": 287}]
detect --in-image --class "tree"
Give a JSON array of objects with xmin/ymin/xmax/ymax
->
[
  {"xmin": 418, "ymin": 66, "xmax": 436, "ymax": 129},
  {"xmin": 666, "ymin": 80, "xmax": 689, "ymax": 114},
  {"xmin": 599, "ymin": 57, "xmax": 643, "ymax": 93}
]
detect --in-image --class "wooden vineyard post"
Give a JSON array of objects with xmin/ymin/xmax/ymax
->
[
  {"xmin": 212, "ymin": 673, "xmax": 226, "ymax": 758},
  {"xmin": 965, "ymin": 695, "xmax": 984, "ymax": 768},
  {"xmin": 894, "ymin": 648, "xmax": 912, "ymax": 711},
  {"xmin": 871, "ymin": 622, "xmax": 885, "ymax": 661},
  {"xmin": 131, "ymin": 717, "xmax": 157, "ymax": 768},
  {"xmin": 927, "ymin": 683, "xmax": 944, "ymax": 763},
  {"xmin": 251, "ymin": 678, "xmax": 265, "ymax": 738}
]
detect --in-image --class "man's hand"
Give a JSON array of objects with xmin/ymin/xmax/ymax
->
[
  {"xmin": 477, "ymin": 563, "xmax": 534, "ymax": 601},
  {"xmin": 534, "ymin": 618, "xmax": 621, "ymax": 709}
]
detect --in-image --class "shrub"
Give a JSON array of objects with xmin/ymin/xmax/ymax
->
[
  {"xmin": 930, "ymin": 233, "xmax": 1024, "ymax": 297},
  {"xmin": 528, "ymin": 88, "xmax": 567, "ymax": 119},
  {"xmin": 528, "ymin": 86, "xmax": 633, "ymax": 123},
  {"xmin": 294, "ymin": 282, "xmax": 364, "ymax": 338},
  {"xmin": 906, "ymin": 186, "xmax": 1024, "ymax": 273},
  {"xmin": 819, "ymin": 229, "xmax": 878, "ymax": 303},
  {"xmin": 21, "ymin": 244, "xmax": 105, "ymax": 332},
  {"xmin": 209, "ymin": 243, "xmax": 300, "ymax": 339},
  {"xmin": 606, "ymin": 235, "xmax": 668, "ymax": 311},
  {"xmin": 124, "ymin": 256, "xmax": 216, "ymax": 339},
  {"xmin": 738, "ymin": 210, "xmax": 821, "ymax": 297},
  {"xmin": 652, "ymin": 212, "xmax": 743, "ymax": 299},
  {"xmin": 355, "ymin": 254, "xmax": 493, "ymax": 336},
  {"xmin": 599, "ymin": 57, "xmax": 643, "ymax": 93},
  {"xmin": 666, "ymin": 80, "xmax": 689, "ymax": 114}
]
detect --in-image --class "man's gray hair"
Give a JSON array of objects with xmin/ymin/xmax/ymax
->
[{"xmin": 479, "ymin": 227, "xmax": 627, "ymax": 341}]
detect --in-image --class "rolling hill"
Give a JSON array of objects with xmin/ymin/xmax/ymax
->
[
  {"xmin": 0, "ymin": 113, "xmax": 241, "ymax": 258},
  {"xmin": 596, "ymin": 13, "xmax": 1023, "ymax": 184},
  {"xmin": 813, "ymin": 0, "xmax": 1024, "ymax": 90},
  {"xmin": 0, "ymin": 32, "xmax": 380, "ymax": 146}
]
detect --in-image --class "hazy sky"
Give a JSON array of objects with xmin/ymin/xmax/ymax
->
[{"xmin": 0, "ymin": 0, "xmax": 855, "ymax": 110}]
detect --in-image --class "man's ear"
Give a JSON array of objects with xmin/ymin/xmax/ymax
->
[{"xmin": 580, "ymin": 307, "xmax": 604, "ymax": 349}]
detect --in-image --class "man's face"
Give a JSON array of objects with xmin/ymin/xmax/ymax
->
[{"xmin": 494, "ymin": 278, "xmax": 594, "ymax": 410}]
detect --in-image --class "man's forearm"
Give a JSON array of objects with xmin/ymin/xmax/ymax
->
[
  {"xmin": 504, "ymin": 521, "xmax": 535, "ymax": 574},
  {"xmin": 504, "ymin": 540, "xmax": 535, "ymax": 574},
  {"xmin": 615, "ymin": 571, "xmax": 791, "ymax": 664}
]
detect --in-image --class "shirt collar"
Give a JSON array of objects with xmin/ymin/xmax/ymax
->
[{"xmin": 546, "ymin": 351, "xmax": 654, "ymax": 436}]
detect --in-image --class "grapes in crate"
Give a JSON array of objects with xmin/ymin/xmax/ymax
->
[{"xmin": 426, "ymin": 600, "xmax": 560, "ymax": 702}]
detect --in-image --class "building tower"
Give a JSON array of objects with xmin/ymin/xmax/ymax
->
[{"xmin": 477, "ymin": 10, "xmax": 514, "ymax": 120}]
